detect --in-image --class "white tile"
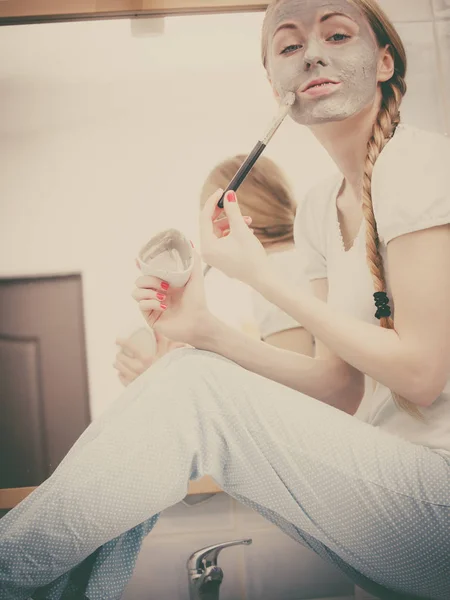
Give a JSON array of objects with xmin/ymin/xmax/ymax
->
[
  {"xmin": 395, "ymin": 22, "xmax": 447, "ymax": 132},
  {"xmin": 377, "ymin": 0, "xmax": 433, "ymax": 22},
  {"xmin": 243, "ymin": 529, "xmax": 354, "ymax": 600},
  {"xmin": 123, "ymin": 529, "xmax": 248, "ymax": 600},
  {"xmin": 432, "ymin": 0, "xmax": 450, "ymax": 18},
  {"xmin": 150, "ymin": 492, "xmax": 236, "ymax": 537},
  {"xmin": 435, "ymin": 20, "xmax": 450, "ymax": 132}
]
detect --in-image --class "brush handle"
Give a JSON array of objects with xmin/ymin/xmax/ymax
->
[
  {"xmin": 217, "ymin": 141, "xmax": 266, "ymax": 209},
  {"xmin": 217, "ymin": 95, "xmax": 293, "ymax": 209}
]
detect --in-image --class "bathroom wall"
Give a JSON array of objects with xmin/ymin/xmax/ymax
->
[{"xmin": 1, "ymin": 1, "xmax": 449, "ymax": 598}]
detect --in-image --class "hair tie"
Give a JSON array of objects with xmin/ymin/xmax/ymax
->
[{"xmin": 374, "ymin": 292, "xmax": 391, "ymax": 319}]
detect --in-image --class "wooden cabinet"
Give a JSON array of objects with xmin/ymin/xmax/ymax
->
[
  {"xmin": 0, "ymin": 0, "xmax": 267, "ymax": 24},
  {"xmin": 0, "ymin": 275, "xmax": 223, "ymax": 511},
  {"xmin": 0, "ymin": 275, "xmax": 91, "ymax": 490},
  {"xmin": 0, "ymin": 476, "xmax": 222, "ymax": 510}
]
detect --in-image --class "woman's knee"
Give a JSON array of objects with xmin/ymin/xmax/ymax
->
[{"xmin": 154, "ymin": 348, "xmax": 236, "ymax": 393}]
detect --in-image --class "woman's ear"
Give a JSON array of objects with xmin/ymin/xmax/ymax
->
[{"xmin": 378, "ymin": 44, "xmax": 395, "ymax": 83}]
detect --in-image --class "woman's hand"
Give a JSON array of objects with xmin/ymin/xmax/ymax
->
[
  {"xmin": 132, "ymin": 250, "xmax": 211, "ymax": 346},
  {"xmin": 114, "ymin": 331, "xmax": 188, "ymax": 386},
  {"xmin": 200, "ymin": 189, "xmax": 270, "ymax": 287}
]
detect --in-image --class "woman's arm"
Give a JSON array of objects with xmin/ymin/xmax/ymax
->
[
  {"xmin": 264, "ymin": 327, "xmax": 314, "ymax": 356},
  {"xmin": 197, "ymin": 277, "xmax": 364, "ymax": 414},
  {"xmin": 253, "ymin": 225, "xmax": 450, "ymax": 407},
  {"xmin": 198, "ymin": 317, "xmax": 363, "ymax": 414}
]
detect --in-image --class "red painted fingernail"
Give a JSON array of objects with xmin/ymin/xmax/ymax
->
[
  {"xmin": 161, "ymin": 281, "xmax": 169, "ymax": 290},
  {"xmin": 160, "ymin": 303, "xmax": 167, "ymax": 310},
  {"xmin": 156, "ymin": 292, "xmax": 165, "ymax": 301},
  {"xmin": 226, "ymin": 191, "xmax": 236, "ymax": 202},
  {"xmin": 190, "ymin": 240, "xmax": 194, "ymax": 248}
]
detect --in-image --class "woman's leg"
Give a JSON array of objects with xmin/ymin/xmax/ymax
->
[{"xmin": 0, "ymin": 348, "xmax": 448, "ymax": 600}]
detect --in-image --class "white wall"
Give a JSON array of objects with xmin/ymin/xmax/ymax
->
[{"xmin": 0, "ymin": 2, "xmax": 449, "ymax": 598}]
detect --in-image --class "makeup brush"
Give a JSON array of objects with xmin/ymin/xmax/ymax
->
[{"xmin": 217, "ymin": 91, "xmax": 296, "ymax": 209}]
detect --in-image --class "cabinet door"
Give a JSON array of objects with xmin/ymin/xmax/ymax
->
[{"xmin": 0, "ymin": 274, "xmax": 90, "ymax": 488}]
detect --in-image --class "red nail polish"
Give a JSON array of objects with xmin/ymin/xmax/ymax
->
[
  {"xmin": 156, "ymin": 292, "xmax": 165, "ymax": 301},
  {"xmin": 160, "ymin": 303, "xmax": 167, "ymax": 310},
  {"xmin": 190, "ymin": 240, "xmax": 194, "ymax": 248},
  {"xmin": 161, "ymin": 282, "xmax": 169, "ymax": 290},
  {"xmin": 226, "ymin": 191, "xmax": 236, "ymax": 202}
]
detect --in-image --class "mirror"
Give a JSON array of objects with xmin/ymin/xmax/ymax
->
[{"xmin": 0, "ymin": 6, "xmax": 446, "ymax": 462}]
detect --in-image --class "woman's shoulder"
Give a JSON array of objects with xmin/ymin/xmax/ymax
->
[
  {"xmin": 374, "ymin": 124, "xmax": 450, "ymax": 182},
  {"xmin": 372, "ymin": 124, "xmax": 450, "ymax": 245}
]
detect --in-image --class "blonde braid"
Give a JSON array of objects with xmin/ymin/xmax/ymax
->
[{"xmin": 362, "ymin": 78, "xmax": 422, "ymax": 419}]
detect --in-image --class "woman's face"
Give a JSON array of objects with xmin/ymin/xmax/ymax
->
[{"xmin": 265, "ymin": 0, "xmax": 381, "ymax": 125}]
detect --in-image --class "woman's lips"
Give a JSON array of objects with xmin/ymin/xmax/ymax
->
[{"xmin": 300, "ymin": 80, "xmax": 341, "ymax": 98}]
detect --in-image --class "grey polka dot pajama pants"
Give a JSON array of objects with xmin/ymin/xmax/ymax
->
[{"xmin": 0, "ymin": 348, "xmax": 449, "ymax": 600}]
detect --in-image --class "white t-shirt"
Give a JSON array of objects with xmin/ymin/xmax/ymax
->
[
  {"xmin": 251, "ymin": 248, "xmax": 309, "ymax": 340},
  {"xmin": 294, "ymin": 123, "xmax": 450, "ymax": 457},
  {"xmin": 205, "ymin": 252, "xmax": 309, "ymax": 340},
  {"xmin": 205, "ymin": 268, "xmax": 256, "ymax": 331}
]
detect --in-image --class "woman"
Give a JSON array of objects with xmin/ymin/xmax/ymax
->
[
  {"xmin": 114, "ymin": 155, "xmax": 314, "ymax": 387},
  {"xmin": 1, "ymin": 1, "xmax": 449, "ymax": 599},
  {"xmin": 200, "ymin": 154, "xmax": 314, "ymax": 354}
]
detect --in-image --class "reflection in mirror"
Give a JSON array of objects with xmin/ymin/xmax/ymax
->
[
  {"xmin": 0, "ymin": 3, "xmax": 449, "ymax": 599},
  {"xmin": 0, "ymin": 11, "xmax": 340, "ymax": 418},
  {"xmin": 0, "ymin": 10, "xmax": 444, "ymax": 415}
]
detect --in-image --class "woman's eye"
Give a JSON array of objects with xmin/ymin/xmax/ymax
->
[
  {"xmin": 327, "ymin": 33, "xmax": 351, "ymax": 42},
  {"xmin": 280, "ymin": 44, "xmax": 303, "ymax": 55}
]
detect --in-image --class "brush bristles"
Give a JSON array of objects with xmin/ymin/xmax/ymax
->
[
  {"xmin": 283, "ymin": 91, "xmax": 296, "ymax": 107},
  {"xmin": 262, "ymin": 100, "xmax": 293, "ymax": 144}
]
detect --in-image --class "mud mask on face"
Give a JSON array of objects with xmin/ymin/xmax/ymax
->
[{"xmin": 266, "ymin": 0, "xmax": 379, "ymax": 125}]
